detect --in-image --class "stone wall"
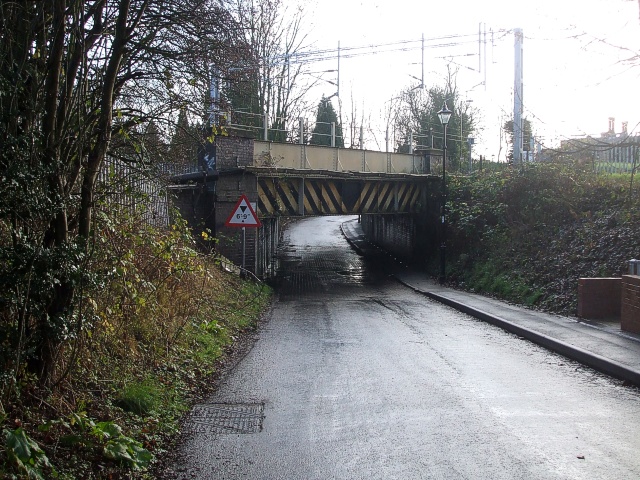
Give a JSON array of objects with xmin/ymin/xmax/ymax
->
[
  {"xmin": 577, "ymin": 278, "xmax": 621, "ymax": 319},
  {"xmin": 622, "ymin": 275, "xmax": 640, "ymax": 334}
]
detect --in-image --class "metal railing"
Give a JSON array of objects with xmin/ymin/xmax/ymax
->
[{"xmin": 224, "ymin": 108, "xmax": 442, "ymax": 156}]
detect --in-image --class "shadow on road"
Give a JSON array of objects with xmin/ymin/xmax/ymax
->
[{"xmin": 267, "ymin": 217, "xmax": 417, "ymax": 297}]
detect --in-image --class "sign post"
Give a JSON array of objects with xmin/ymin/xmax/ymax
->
[{"xmin": 225, "ymin": 195, "xmax": 261, "ymax": 274}]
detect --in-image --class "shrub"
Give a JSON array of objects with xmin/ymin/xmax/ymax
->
[
  {"xmin": 445, "ymin": 162, "xmax": 640, "ymax": 314},
  {"xmin": 0, "ymin": 203, "xmax": 272, "ymax": 478}
]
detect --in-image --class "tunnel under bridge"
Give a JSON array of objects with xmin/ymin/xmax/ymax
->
[{"xmin": 170, "ymin": 136, "xmax": 443, "ymax": 277}]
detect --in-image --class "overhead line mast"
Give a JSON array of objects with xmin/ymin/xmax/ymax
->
[
  {"xmin": 422, "ymin": 33, "xmax": 425, "ymax": 88},
  {"xmin": 514, "ymin": 28, "xmax": 524, "ymax": 165}
]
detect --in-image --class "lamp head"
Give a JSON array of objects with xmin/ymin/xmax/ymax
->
[{"xmin": 438, "ymin": 102, "xmax": 452, "ymax": 126}]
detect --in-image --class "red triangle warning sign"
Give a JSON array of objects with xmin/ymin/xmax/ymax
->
[{"xmin": 225, "ymin": 194, "xmax": 262, "ymax": 228}]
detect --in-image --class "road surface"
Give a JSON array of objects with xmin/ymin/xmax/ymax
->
[{"xmin": 168, "ymin": 216, "xmax": 640, "ymax": 479}]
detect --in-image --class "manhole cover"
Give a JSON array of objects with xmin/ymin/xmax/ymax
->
[{"xmin": 184, "ymin": 403, "xmax": 264, "ymax": 434}]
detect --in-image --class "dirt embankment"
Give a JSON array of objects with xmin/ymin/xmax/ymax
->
[{"xmin": 443, "ymin": 164, "xmax": 640, "ymax": 316}]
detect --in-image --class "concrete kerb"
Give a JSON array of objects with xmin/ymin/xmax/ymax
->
[
  {"xmin": 339, "ymin": 222, "xmax": 368, "ymax": 256},
  {"xmin": 398, "ymin": 279, "xmax": 640, "ymax": 387},
  {"xmin": 340, "ymin": 224, "xmax": 358, "ymax": 252}
]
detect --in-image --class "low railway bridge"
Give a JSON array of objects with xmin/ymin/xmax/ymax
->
[{"xmin": 170, "ymin": 136, "xmax": 444, "ymax": 277}]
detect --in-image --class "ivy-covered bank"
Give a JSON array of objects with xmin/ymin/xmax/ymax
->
[
  {"xmin": 436, "ymin": 162, "xmax": 640, "ymax": 315},
  {"xmin": 1, "ymin": 213, "xmax": 272, "ymax": 479}
]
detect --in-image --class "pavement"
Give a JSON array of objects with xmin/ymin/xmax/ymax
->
[{"xmin": 340, "ymin": 218, "xmax": 640, "ymax": 386}]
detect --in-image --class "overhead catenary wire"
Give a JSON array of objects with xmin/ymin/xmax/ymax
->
[
  {"xmin": 259, "ymin": 31, "xmax": 500, "ymax": 69},
  {"xmin": 224, "ymin": 14, "xmax": 640, "ymax": 158}
]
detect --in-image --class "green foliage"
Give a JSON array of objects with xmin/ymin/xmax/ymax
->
[
  {"xmin": 465, "ymin": 260, "xmax": 542, "ymax": 306},
  {"xmin": 0, "ymin": 0, "xmax": 242, "ymax": 392},
  {"xmin": 393, "ymin": 82, "xmax": 475, "ymax": 170},
  {"xmin": 170, "ymin": 108, "xmax": 199, "ymax": 167},
  {"xmin": 503, "ymin": 118, "xmax": 534, "ymax": 162},
  {"xmin": 4, "ymin": 427, "xmax": 57, "ymax": 479},
  {"xmin": 37, "ymin": 413, "xmax": 153, "ymax": 472},
  {"xmin": 225, "ymin": 69, "xmax": 264, "ymax": 139},
  {"xmin": 116, "ymin": 379, "xmax": 164, "ymax": 416},
  {"xmin": 1, "ymin": 0, "xmax": 274, "ymax": 477},
  {"xmin": 444, "ymin": 161, "xmax": 640, "ymax": 314},
  {"xmin": 91, "ymin": 420, "xmax": 123, "ymax": 441},
  {"xmin": 103, "ymin": 434, "xmax": 153, "ymax": 470},
  {"xmin": 1, "ymin": 201, "xmax": 272, "ymax": 477}
]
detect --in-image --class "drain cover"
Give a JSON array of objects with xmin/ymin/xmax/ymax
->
[{"xmin": 184, "ymin": 403, "xmax": 264, "ymax": 435}]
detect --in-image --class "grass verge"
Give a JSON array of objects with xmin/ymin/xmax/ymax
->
[{"xmin": 1, "ymin": 214, "xmax": 272, "ymax": 479}]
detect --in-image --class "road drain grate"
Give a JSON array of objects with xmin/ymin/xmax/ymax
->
[{"xmin": 184, "ymin": 403, "xmax": 264, "ymax": 434}]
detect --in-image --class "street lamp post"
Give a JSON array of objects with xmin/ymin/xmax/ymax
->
[{"xmin": 437, "ymin": 102, "xmax": 452, "ymax": 284}]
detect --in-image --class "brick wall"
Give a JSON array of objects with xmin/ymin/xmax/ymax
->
[
  {"xmin": 577, "ymin": 278, "xmax": 621, "ymax": 319},
  {"xmin": 170, "ymin": 135, "xmax": 268, "ymax": 275},
  {"xmin": 622, "ymin": 275, "xmax": 640, "ymax": 334},
  {"xmin": 169, "ymin": 185, "xmax": 216, "ymax": 249},
  {"xmin": 215, "ymin": 175, "xmax": 259, "ymax": 272},
  {"xmin": 213, "ymin": 135, "xmax": 262, "ymax": 273},
  {"xmin": 216, "ymin": 135, "xmax": 254, "ymax": 170}
]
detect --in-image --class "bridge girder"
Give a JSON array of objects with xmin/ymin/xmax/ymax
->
[{"xmin": 249, "ymin": 168, "xmax": 438, "ymax": 217}]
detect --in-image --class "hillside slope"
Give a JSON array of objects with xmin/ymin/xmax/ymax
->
[{"xmin": 442, "ymin": 163, "xmax": 640, "ymax": 315}]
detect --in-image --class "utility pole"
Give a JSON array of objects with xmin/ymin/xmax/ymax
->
[
  {"xmin": 337, "ymin": 41, "xmax": 341, "ymax": 99},
  {"xmin": 513, "ymin": 28, "xmax": 524, "ymax": 165},
  {"xmin": 209, "ymin": 66, "xmax": 220, "ymax": 127}
]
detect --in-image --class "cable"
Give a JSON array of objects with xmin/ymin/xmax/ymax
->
[{"xmin": 262, "ymin": 31, "xmax": 499, "ymax": 68}]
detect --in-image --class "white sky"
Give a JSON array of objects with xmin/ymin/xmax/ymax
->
[{"xmin": 297, "ymin": 0, "xmax": 640, "ymax": 159}]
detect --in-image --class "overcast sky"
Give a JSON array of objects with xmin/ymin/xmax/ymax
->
[{"xmin": 299, "ymin": 0, "xmax": 640, "ymax": 159}]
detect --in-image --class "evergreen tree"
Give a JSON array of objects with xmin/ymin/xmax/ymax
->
[
  {"xmin": 144, "ymin": 121, "xmax": 169, "ymax": 162},
  {"xmin": 503, "ymin": 118, "xmax": 533, "ymax": 162},
  {"xmin": 170, "ymin": 108, "xmax": 198, "ymax": 167},
  {"xmin": 225, "ymin": 67, "xmax": 263, "ymax": 139},
  {"xmin": 311, "ymin": 97, "xmax": 344, "ymax": 147}
]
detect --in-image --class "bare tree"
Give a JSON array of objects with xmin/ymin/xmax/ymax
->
[
  {"xmin": 344, "ymin": 89, "xmax": 366, "ymax": 148},
  {"xmin": 229, "ymin": 0, "xmax": 317, "ymax": 141},
  {"xmin": 0, "ymin": 0, "xmax": 238, "ymax": 386},
  {"xmin": 390, "ymin": 67, "xmax": 477, "ymax": 168}
]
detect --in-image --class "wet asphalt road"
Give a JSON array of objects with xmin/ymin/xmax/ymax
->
[{"xmin": 171, "ymin": 216, "xmax": 640, "ymax": 479}]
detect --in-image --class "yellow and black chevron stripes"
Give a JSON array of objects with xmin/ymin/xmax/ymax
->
[
  {"xmin": 258, "ymin": 177, "xmax": 300, "ymax": 215},
  {"xmin": 398, "ymin": 182, "xmax": 422, "ymax": 211},
  {"xmin": 258, "ymin": 177, "xmax": 424, "ymax": 216}
]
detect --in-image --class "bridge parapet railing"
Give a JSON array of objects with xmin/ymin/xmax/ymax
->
[{"xmin": 253, "ymin": 141, "xmax": 436, "ymax": 175}]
